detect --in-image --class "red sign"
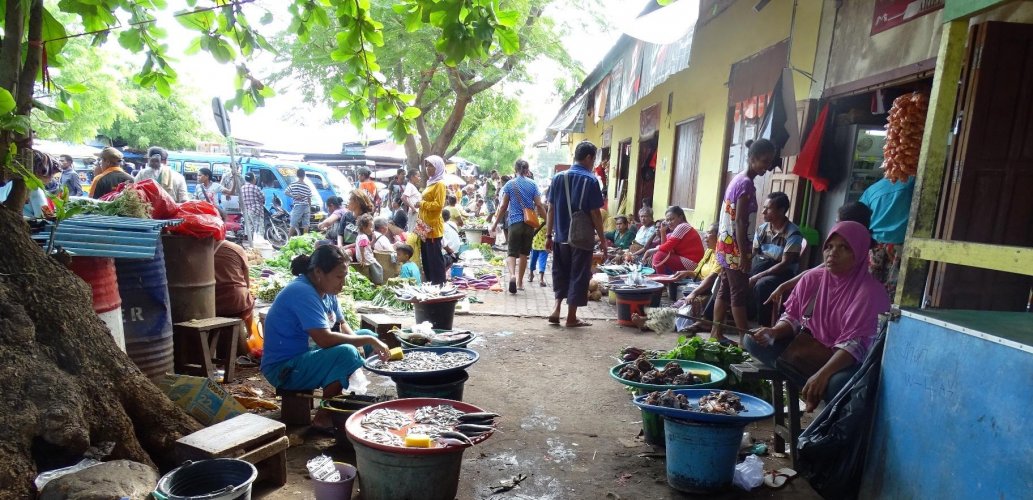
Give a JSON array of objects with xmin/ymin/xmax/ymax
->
[{"xmin": 871, "ymin": 0, "xmax": 944, "ymax": 36}]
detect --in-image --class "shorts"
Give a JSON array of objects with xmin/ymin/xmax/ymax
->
[
  {"xmin": 507, "ymin": 222, "xmax": 534, "ymax": 257},
  {"xmin": 289, "ymin": 203, "xmax": 311, "ymax": 230},
  {"xmin": 552, "ymin": 243, "xmax": 593, "ymax": 307},
  {"xmin": 261, "ymin": 329, "xmax": 378, "ymax": 391},
  {"xmin": 716, "ymin": 267, "xmax": 750, "ymax": 307}
]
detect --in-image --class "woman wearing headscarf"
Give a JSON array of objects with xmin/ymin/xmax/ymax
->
[
  {"xmin": 745, "ymin": 221, "xmax": 891, "ymax": 412},
  {"xmin": 414, "ymin": 155, "xmax": 447, "ymax": 284}
]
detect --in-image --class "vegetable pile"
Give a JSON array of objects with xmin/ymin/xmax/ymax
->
[
  {"xmin": 369, "ymin": 278, "xmax": 416, "ymax": 310},
  {"xmin": 265, "ymin": 233, "xmax": 322, "ymax": 270},
  {"xmin": 663, "ymin": 335, "xmax": 749, "ymax": 367},
  {"xmin": 883, "ymin": 92, "xmax": 928, "ymax": 182},
  {"xmin": 344, "ymin": 271, "xmax": 378, "ymax": 300},
  {"xmin": 67, "ymin": 189, "xmax": 153, "ymax": 218}
]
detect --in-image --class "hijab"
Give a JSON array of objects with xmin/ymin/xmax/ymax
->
[
  {"xmin": 784, "ymin": 221, "xmax": 890, "ymax": 358},
  {"xmin": 425, "ymin": 155, "xmax": 445, "ymax": 186}
]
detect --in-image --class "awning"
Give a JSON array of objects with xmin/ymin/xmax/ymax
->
[
  {"xmin": 623, "ymin": 0, "xmax": 699, "ymax": 45},
  {"xmin": 542, "ymin": 94, "xmax": 587, "ymax": 143}
]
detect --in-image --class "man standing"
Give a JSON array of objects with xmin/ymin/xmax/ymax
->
[
  {"xmin": 749, "ymin": 192, "xmax": 802, "ymax": 326},
  {"xmin": 90, "ymin": 147, "xmax": 133, "ymax": 199},
  {"xmin": 134, "ymin": 146, "xmax": 188, "ymax": 202},
  {"xmin": 240, "ymin": 172, "xmax": 266, "ymax": 247},
  {"xmin": 58, "ymin": 154, "xmax": 84, "ymax": 197},
  {"xmin": 286, "ymin": 168, "xmax": 313, "ymax": 236},
  {"xmin": 194, "ymin": 167, "xmax": 224, "ymax": 205},
  {"xmin": 545, "ymin": 141, "xmax": 606, "ymax": 327}
]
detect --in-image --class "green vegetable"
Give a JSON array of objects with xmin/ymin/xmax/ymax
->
[
  {"xmin": 343, "ymin": 271, "xmax": 377, "ymax": 301},
  {"xmin": 340, "ymin": 295, "xmax": 360, "ymax": 331},
  {"xmin": 255, "ymin": 274, "xmax": 289, "ymax": 302},
  {"xmin": 468, "ymin": 243, "xmax": 495, "ymax": 261},
  {"xmin": 265, "ymin": 233, "xmax": 322, "ymax": 270}
]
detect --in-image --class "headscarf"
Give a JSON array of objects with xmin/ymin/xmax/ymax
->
[
  {"xmin": 783, "ymin": 221, "xmax": 890, "ymax": 360},
  {"xmin": 424, "ymin": 155, "xmax": 445, "ymax": 186}
]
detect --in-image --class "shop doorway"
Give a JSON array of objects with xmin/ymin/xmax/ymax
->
[
  {"xmin": 929, "ymin": 21, "xmax": 1033, "ymax": 311},
  {"xmin": 670, "ymin": 117, "xmax": 704, "ymax": 210},
  {"xmin": 615, "ymin": 139, "xmax": 632, "ymax": 213},
  {"xmin": 635, "ymin": 134, "xmax": 658, "ymax": 214}
]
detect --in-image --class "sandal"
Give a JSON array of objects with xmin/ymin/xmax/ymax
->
[
  {"xmin": 539, "ymin": 280, "xmax": 547, "ymax": 288},
  {"xmin": 565, "ymin": 320, "xmax": 592, "ymax": 328},
  {"xmin": 764, "ymin": 468, "xmax": 797, "ymax": 489},
  {"xmin": 547, "ymin": 315, "xmax": 561, "ymax": 325},
  {"xmin": 509, "ymin": 280, "xmax": 517, "ymax": 294},
  {"xmin": 236, "ymin": 355, "xmax": 258, "ymax": 367}
]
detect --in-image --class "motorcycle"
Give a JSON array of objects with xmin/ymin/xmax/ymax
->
[{"xmin": 265, "ymin": 197, "xmax": 290, "ymax": 249}]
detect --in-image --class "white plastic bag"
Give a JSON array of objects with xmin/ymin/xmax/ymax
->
[
  {"xmin": 348, "ymin": 369, "xmax": 370, "ymax": 395},
  {"xmin": 732, "ymin": 454, "xmax": 764, "ymax": 491}
]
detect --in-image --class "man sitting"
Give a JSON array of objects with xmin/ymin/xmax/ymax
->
[
  {"xmin": 749, "ymin": 191, "xmax": 802, "ymax": 326},
  {"xmin": 629, "ymin": 207, "xmax": 659, "ymax": 261},
  {"xmin": 604, "ymin": 215, "xmax": 636, "ymax": 250}
]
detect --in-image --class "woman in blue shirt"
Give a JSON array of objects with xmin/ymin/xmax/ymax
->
[{"xmin": 261, "ymin": 245, "xmax": 389, "ymax": 431}]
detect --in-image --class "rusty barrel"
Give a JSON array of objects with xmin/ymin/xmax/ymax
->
[
  {"xmin": 161, "ymin": 234, "xmax": 216, "ymax": 323},
  {"xmin": 115, "ymin": 239, "xmax": 174, "ymax": 380},
  {"xmin": 69, "ymin": 257, "xmax": 126, "ymax": 352}
]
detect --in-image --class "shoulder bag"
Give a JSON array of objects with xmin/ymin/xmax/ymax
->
[
  {"xmin": 520, "ymin": 181, "xmax": 541, "ymax": 228},
  {"xmin": 563, "ymin": 172, "xmax": 596, "ymax": 251},
  {"xmin": 775, "ymin": 292, "xmax": 833, "ymax": 383}
]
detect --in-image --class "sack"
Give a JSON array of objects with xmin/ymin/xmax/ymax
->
[
  {"xmin": 563, "ymin": 173, "xmax": 595, "ymax": 251},
  {"xmin": 368, "ymin": 259, "xmax": 385, "ymax": 285},
  {"xmin": 166, "ymin": 200, "xmax": 226, "ymax": 241},
  {"xmin": 523, "ymin": 207, "xmax": 540, "ymax": 228},
  {"xmin": 776, "ymin": 330, "xmax": 834, "ymax": 382}
]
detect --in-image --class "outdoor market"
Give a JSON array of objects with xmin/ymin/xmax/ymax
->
[{"xmin": 1, "ymin": 1, "xmax": 1032, "ymax": 499}]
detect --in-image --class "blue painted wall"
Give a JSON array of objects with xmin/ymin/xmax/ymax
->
[{"xmin": 861, "ymin": 312, "xmax": 1033, "ymax": 498}]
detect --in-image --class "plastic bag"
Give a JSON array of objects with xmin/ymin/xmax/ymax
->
[
  {"xmin": 307, "ymin": 455, "xmax": 341, "ymax": 482},
  {"xmin": 132, "ymin": 179, "xmax": 179, "ymax": 219},
  {"xmin": 347, "ymin": 369, "xmax": 370, "ymax": 395},
  {"xmin": 166, "ymin": 200, "xmax": 225, "ymax": 240},
  {"xmin": 34, "ymin": 459, "xmax": 102, "ymax": 491},
  {"xmin": 732, "ymin": 454, "xmax": 764, "ymax": 491},
  {"xmin": 797, "ymin": 323, "xmax": 888, "ymax": 500}
]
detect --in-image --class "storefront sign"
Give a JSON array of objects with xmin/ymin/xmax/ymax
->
[
  {"xmin": 602, "ymin": 126, "xmax": 613, "ymax": 148},
  {"xmin": 871, "ymin": 0, "xmax": 944, "ymax": 36}
]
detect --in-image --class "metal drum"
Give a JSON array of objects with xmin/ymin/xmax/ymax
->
[
  {"xmin": 161, "ymin": 234, "xmax": 216, "ymax": 323},
  {"xmin": 115, "ymin": 240, "xmax": 175, "ymax": 380},
  {"xmin": 69, "ymin": 257, "xmax": 126, "ymax": 352}
]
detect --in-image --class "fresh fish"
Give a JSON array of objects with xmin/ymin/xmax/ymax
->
[
  {"xmin": 437, "ymin": 430, "xmax": 474, "ymax": 445},
  {"xmin": 456, "ymin": 423, "xmax": 495, "ymax": 433},
  {"xmin": 458, "ymin": 412, "xmax": 500, "ymax": 422},
  {"xmin": 437, "ymin": 437, "xmax": 470, "ymax": 447},
  {"xmin": 361, "ymin": 409, "xmax": 412, "ymax": 430},
  {"xmin": 368, "ymin": 351, "xmax": 473, "ymax": 372}
]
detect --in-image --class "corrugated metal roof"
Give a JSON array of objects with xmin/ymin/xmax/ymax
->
[{"xmin": 33, "ymin": 215, "xmax": 182, "ymax": 259}]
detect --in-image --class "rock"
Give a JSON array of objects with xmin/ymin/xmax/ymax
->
[{"xmin": 39, "ymin": 460, "xmax": 158, "ymax": 500}]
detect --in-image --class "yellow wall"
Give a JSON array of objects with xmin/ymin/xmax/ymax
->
[{"xmin": 577, "ymin": 0, "xmax": 822, "ymax": 228}]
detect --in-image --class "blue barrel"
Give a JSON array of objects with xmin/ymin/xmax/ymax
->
[
  {"xmin": 663, "ymin": 417, "xmax": 744, "ymax": 493},
  {"xmin": 115, "ymin": 239, "xmax": 174, "ymax": 381}
]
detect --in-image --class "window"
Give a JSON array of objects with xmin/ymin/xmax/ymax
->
[
  {"xmin": 670, "ymin": 116, "xmax": 704, "ymax": 209},
  {"xmin": 257, "ymin": 168, "xmax": 282, "ymax": 189}
]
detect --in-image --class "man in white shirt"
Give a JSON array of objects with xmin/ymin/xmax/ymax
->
[
  {"xmin": 442, "ymin": 209, "xmax": 463, "ymax": 267},
  {"xmin": 401, "ymin": 168, "xmax": 422, "ymax": 232},
  {"xmin": 135, "ymin": 146, "xmax": 188, "ymax": 202}
]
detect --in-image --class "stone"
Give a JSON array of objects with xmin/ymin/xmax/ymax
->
[{"xmin": 39, "ymin": 460, "xmax": 159, "ymax": 500}]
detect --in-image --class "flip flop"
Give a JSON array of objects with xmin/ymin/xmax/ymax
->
[
  {"xmin": 509, "ymin": 280, "xmax": 517, "ymax": 294},
  {"xmin": 547, "ymin": 316, "xmax": 561, "ymax": 325},
  {"xmin": 539, "ymin": 280, "xmax": 548, "ymax": 287},
  {"xmin": 236, "ymin": 355, "xmax": 258, "ymax": 367},
  {"xmin": 565, "ymin": 320, "xmax": 592, "ymax": 328},
  {"xmin": 764, "ymin": 468, "xmax": 797, "ymax": 489}
]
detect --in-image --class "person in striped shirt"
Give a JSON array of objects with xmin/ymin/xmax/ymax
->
[{"xmin": 286, "ymin": 169, "xmax": 313, "ymax": 236}]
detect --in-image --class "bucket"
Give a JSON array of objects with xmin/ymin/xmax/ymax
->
[
  {"xmin": 69, "ymin": 257, "xmax": 126, "ymax": 351},
  {"xmin": 413, "ymin": 298, "xmax": 461, "ymax": 329},
  {"xmin": 116, "ymin": 240, "xmax": 175, "ymax": 380},
  {"xmin": 450, "ymin": 265, "xmax": 464, "ymax": 278},
  {"xmin": 162, "ymin": 235, "xmax": 216, "ymax": 323},
  {"xmin": 464, "ymin": 229, "xmax": 484, "ymax": 245},
  {"xmin": 614, "ymin": 293, "xmax": 652, "ymax": 327},
  {"xmin": 155, "ymin": 458, "xmax": 257, "ymax": 500},
  {"xmin": 322, "ymin": 397, "xmax": 380, "ymax": 443},
  {"xmin": 641, "ymin": 409, "xmax": 666, "ymax": 447},
  {"xmin": 394, "ymin": 370, "xmax": 468, "ymax": 401},
  {"xmin": 348, "ymin": 438, "xmax": 466, "ymax": 500},
  {"xmin": 312, "ymin": 462, "xmax": 357, "ymax": 500},
  {"xmin": 663, "ymin": 417, "xmax": 744, "ymax": 493}
]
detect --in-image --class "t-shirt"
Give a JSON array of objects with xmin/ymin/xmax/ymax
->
[
  {"xmin": 372, "ymin": 231, "xmax": 395, "ymax": 253},
  {"xmin": 860, "ymin": 177, "xmax": 915, "ymax": 244},
  {"xmin": 91, "ymin": 168, "xmax": 134, "ymax": 199},
  {"xmin": 194, "ymin": 182, "xmax": 224, "ymax": 205},
  {"xmin": 716, "ymin": 173, "xmax": 758, "ymax": 270},
  {"xmin": 285, "ymin": 180, "xmax": 312, "ymax": 206},
  {"xmin": 400, "ymin": 262, "xmax": 422, "ymax": 283},
  {"xmin": 214, "ymin": 240, "xmax": 253, "ymax": 317},
  {"xmin": 753, "ymin": 221, "xmax": 804, "ymax": 271},
  {"xmin": 442, "ymin": 221, "xmax": 462, "ymax": 254},
  {"xmin": 502, "ymin": 176, "xmax": 540, "ymax": 226},
  {"xmin": 635, "ymin": 224, "xmax": 657, "ymax": 247},
  {"xmin": 60, "ymin": 169, "xmax": 84, "ymax": 197},
  {"xmin": 605, "ymin": 229, "xmax": 636, "ymax": 250},
  {"xmin": 261, "ymin": 275, "xmax": 344, "ymax": 367},
  {"xmin": 547, "ymin": 165, "xmax": 604, "ymax": 244}
]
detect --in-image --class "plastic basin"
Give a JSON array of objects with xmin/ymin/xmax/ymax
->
[{"xmin": 610, "ymin": 359, "xmax": 727, "ymax": 392}]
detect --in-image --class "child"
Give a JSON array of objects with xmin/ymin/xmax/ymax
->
[
  {"xmin": 529, "ymin": 222, "xmax": 548, "ymax": 287},
  {"xmin": 396, "ymin": 243, "xmax": 422, "ymax": 284},
  {"xmin": 355, "ymin": 214, "xmax": 376, "ymax": 266}
]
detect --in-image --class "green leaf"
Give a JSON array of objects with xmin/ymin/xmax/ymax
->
[
  {"xmin": 496, "ymin": 27, "xmax": 519, "ymax": 54},
  {"xmin": 329, "ymin": 85, "xmax": 352, "ymax": 102},
  {"xmin": 63, "ymin": 83, "xmax": 89, "ymax": 95},
  {"xmin": 184, "ymin": 37, "xmax": 203, "ymax": 55},
  {"xmin": 177, "ymin": 9, "xmax": 216, "ymax": 31},
  {"xmin": 260, "ymin": 12, "xmax": 274, "ymax": 25},
  {"xmin": 1, "ymin": 114, "xmax": 32, "ymax": 136},
  {"xmin": 401, "ymin": 106, "xmax": 421, "ymax": 120},
  {"xmin": 0, "ymin": 88, "xmax": 15, "ymax": 115},
  {"xmin": 495, "ymin": 9, "xmax": 519, "ymax": 28},
  {"xmin": 32, "ymin": 99, "xmax": 66, "ymax": 122},
  {"xmin": 41, "ymin": 8, "xmax": 69, "ymax": 58}
]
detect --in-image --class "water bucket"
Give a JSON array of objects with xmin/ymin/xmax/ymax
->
[
  {"xmin": 614, "ymin": 293, "xmax": 652, "ymax": 327},
  {"xmin": 162, "ymin": 234, "xmax": 215, "ymax": 323},
  {"xmin": 312, "ymin": 462, "xmax": 357, "ymax": 500},
  {"xmin": 322, "ymin": 397, "xmax": 380, "ymax": 443},
  {"xmin": 70, "ymin": 257, "xmax": 126, "ymax": 351},
  {"xmin": 663, "ymin": 417, "xmax": 744, "ymax": 493},
  {"xmin": 348, "ymin": 438, "xmax": 466, "ymax": 500},
  {"xmin": 641, "ymin": 409, "xmax": 666, "ymax": 447},
  {"xmin": 155, "ymin": 458, "xmax": 257, "ymax": 500},
  {"xmin": 394, "ymin": 370, "xmax": 468, "ymax": 401},
  {"xmin": 450, "ymin": 265, "xmax": 464, "ymax": 278},
  {"xmin": 413, "ymin": 298, "xmax": 461, "ymax": 330},
  {"xmin": 115, "ymin": 240, "xmax": 175, "ymax": 380},
  {"xmin": 464, "ymin": 229, "xmax": 484, "ymax": 245}
]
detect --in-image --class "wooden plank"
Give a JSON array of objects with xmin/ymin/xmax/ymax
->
[
  {"xmin": 177, "ymin": 413, "xmax": 285, "ymax": 456},
  {"xmin": 896, "ymin": 20, "xmax": 969, "ymax": 307},
  {"xmin": 907, "ymin": 238, "xmax": 1033, "ymax": 277}
]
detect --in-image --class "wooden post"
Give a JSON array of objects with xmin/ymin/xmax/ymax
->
[{"xmin": 895, "ymin": 20, "xmax": 969, "ymax": 307}]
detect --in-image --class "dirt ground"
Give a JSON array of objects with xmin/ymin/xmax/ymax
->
[{"xmin": 251, "ymin": 285, "xmax": 822, "ymax": 499}]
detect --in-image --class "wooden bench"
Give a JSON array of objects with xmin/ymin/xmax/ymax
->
[
  {"xmin": 173, "ymin": 317, "xmax": 243, "ymax": 383},
  {"xmin": 176, "ymin": 413, "xmax": 288, "ymax": 486},
  {"xmin": 276, "ymin": 388, "xmax": 315, "ymax": 426},
  {"xmin": 730, "ymin": 361, "xmax": 803, "ymax": 466},
  {"xmin": 360, "ymin": 313, "xmax": 402, "ymax": 349}
]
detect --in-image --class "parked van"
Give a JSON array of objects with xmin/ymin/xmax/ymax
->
[{"xmin": 239, "ymin": 158, "xmax": 351, "ymax": 212}]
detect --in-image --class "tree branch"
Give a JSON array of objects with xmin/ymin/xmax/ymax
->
[
  {"xmin": 445, "ymin": 122, "xmax": 481, "ymax": 159},
  {"xmin": 416, "ymin": 114, "xmax": 431, "ymax": 153},
  {"xmin": 414, "ymin": 55, "xmax": 443, "ymax": 105},
  {"xmin": 17, "ymin": 0, "xmax": 44, "ymax": 114},
  {"xmin": 0, "ymin": 0, "xmax": 25, "ymax": 92}
]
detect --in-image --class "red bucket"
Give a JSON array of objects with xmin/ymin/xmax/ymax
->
[{"xmin": 70, "ymin": 257, "xmax": 126, "ymax": 350}]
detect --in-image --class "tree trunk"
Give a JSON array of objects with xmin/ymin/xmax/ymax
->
[{"xmin": 0, "ymin": 207, "xmax": 201, "ymax": 499}]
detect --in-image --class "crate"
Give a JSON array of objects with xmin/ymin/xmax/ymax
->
[{"xmin": 176, "ymin": 413, "xmax": 288, "ymax": 486}]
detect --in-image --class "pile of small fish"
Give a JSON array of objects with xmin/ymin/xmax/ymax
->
[
  {"xmin": 361, "ymin": 409, "xmax": 411, "ymax": 430},
  {"xmin": 642, "ymin": 389, "xmax": 746, "ymax": 415},
  {"xmin": 415, "ymin": 404, "xmax": 467, "ymax": 426},
  {"xmin": 358, "ymin": 404, "xmax": 499, "ymax": 448},
  {"xmin": 696, "ymin": 390, "xmax": 746, "ymax": 415},
  {"xmin": 364, "ymin": 429, "xmax": 404, "ymax": 447},
  {"xmin": 395, "ymin": 283, "xmax": 462, "ymax": 302},
  {"xmin": 368, "ymin": 351, "xmax": 473, "ymax": 372}
]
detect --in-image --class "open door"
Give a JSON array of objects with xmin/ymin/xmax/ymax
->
[{"xmin": 929, "ymin": 22, "xmax": 1033, "ymax": 311}]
